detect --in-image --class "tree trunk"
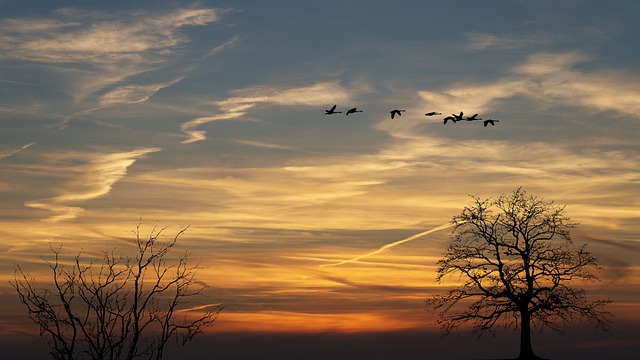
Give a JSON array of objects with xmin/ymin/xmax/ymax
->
[{"xmin": 518, "ymin": 309, "xmax": 539, "ymax": 359}]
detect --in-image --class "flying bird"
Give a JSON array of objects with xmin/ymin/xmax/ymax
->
[
  {"xmin": 443, "ymin": 116, "xmax": 456, "ymax": 124},
  {"xmin": 390, "ymin": 109, "xmax": 405, "ymax": 119},
  {"xmin": 466, "ymin": 113, "xmax": 482, "ymax": 121},
  {"xmin": 325, "ymin": 105, "xmax": 341, "ymax": 115},
  {"xmin": 483, "ymin": 119, "xmax": 500, "ymax": 127},
  {"xmin": 346, "ymin": 107, "xmax": 363, "ymax": 116},
  {"xmin": 452, "ymin": 111, "xmax": 464, "ymax": 122},
  {"xmin": 425, "ymin": 112, "xmax": 442, "ymax": 116}
]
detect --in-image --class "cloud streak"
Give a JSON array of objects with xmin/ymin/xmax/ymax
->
[
  {"xmin": 320, "ymin": 223, "xmax": 454, "ymax": 267},
  {"xmin": 423, "ymin": 51, "xmax": 640, "ymax": 119},
  {"xmin": 0, "ymin": 6, "xmax": 228, "ymax": 128},
  {"xmin": 464, "ymin": 31, "xmax": 560, "ymax": 51},
  {"xmin": 0, "ymin": 142, "xmax": 35, "ymax": 160},
  {"xmin": 235, "ymin": 140, "xmax": 297, "ymax": 151},
  {"xmin": 0, "ymin": 8, "xmax": 220, "ymax": 65},
  {"xmin": 310, "ymin": 271, "xmax": 429, "ymax": 293},
  {"xmin": 25, "ymin": 148, "xmax": 160, "ymax": 222},
  {"xmin": 180, "ymin": 81, "xmax": 368, "ymax": 143},
  {"xmin": 99, "ymin": 77, "xmax": 184, "ymax": 106}
]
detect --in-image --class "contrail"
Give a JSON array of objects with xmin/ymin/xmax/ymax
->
[
  {"xmin": 320, "ymin": 222, "xmax": 455, "ymax": 267},
  {"xmin": 0, "ymin": 141, "xmax": 36, "ymax": 159},
  {"xmin": 0, "ymin": 78, "xmax": 41, "ymax": 87}
]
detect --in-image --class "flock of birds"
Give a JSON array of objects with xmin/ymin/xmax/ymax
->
[{"xmin": 324, "ymin": 105, "xmax": 501, "ymax": 127}]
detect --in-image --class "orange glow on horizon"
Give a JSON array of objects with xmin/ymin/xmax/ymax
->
[{"xmin": 209, "ymin": 310, "xmax": 434, "ymax": 334}]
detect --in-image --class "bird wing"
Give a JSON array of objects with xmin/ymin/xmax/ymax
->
[{"xmin": 330, "ymin": 104, "xmax": 337, "ymax": 111}]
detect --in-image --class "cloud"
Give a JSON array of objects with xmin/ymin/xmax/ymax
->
[
  {"xmin": 58, "ymin": 76, "xmax": 187, "ymax": 129},
  {"xmin": 235, "ymin": 140, "xmax": 297, "ymax": 151},
  {"xmin": 416, "ymin": 79, "xmax": 534, "ymax": 119},
  {"xmin": 320, "ymin": 223, "xmax": 453, "ymax": 267},
  {"xmin": 513, "ymin": 51, "xmax": 589, "ymax": 75},
  {"xmin": 180, "ymin": 129, "xmax": 208, "ymax": 145},
  {"xmin": 513, "ymin": 52, "xmax": 640, "ymax": 117},
  {"xmin": 180, "ymin": 105, "xmax": 253, "ymax": 144},
  {"xmin": 0, "ymin": 6, "xmax": 228, "ymax": 123},
  {"xmin": 380, "ymin": 51, "xmax": 640, "ymax": 141},
  {"xmin": 99, "ymin": 77, "xmax": 184, "ymax": 106},
  {"xmin": 0, "ymin": 78, "xmax": 41, "ymax": 87},
  {"xmin": 0, "ymin": 8, "xmax": 219, "ymax": 65},
  {"xmin": 25, "ymin": 148, "xmax": 160, "ymax": 222},
  {"xmin": 203, "ymin": 35, "xmax": 241, "ymax": 59},
  {"xmin": 180, "ymin": 81, "xmax": 369, "ymax": 143},
  {"xmin": 464, "ymin": 31, "xmax": 560, "ymax": 51},
  {"xmin": 309, "ymin": 271, "xmax": 429, "ymax": 293},
  {"xmin": 224, "ymin": 81, "xmax": 361, "ymax": 106},
  {"xmin": 0, "ymin": 142, "xmax": 35, "ymax": 160}
]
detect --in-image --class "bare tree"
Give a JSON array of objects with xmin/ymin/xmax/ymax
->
[
  {"xmin": 12, "ymin": 224, "xmax": 223, "ymax": 360},
  {"xmin": 425, "ymin": 188, "xmax": 612, "ymax": 360}
]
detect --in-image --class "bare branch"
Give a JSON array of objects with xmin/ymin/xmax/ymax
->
[{"xmin": 12, "ymin": 224, "xmax": 221, "ymax": 360}]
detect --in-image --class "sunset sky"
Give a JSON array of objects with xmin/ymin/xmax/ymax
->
[{"xmin": 1, "ymin": 1, "xmax": 639, "ymax": 359}]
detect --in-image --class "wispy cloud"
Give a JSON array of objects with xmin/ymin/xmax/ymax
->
[
  {"xmin": 57, "ymin": 76, "xmax": 187, "ymax": 128},
  {"xmin": 0, "ymin": 6, "xmax": 228, "ymax": 127},
  {"xmin": 320, "ymin": 223, "xmax": 453, "ymax": 267},
  {"xmin": 25, "ymin": 148, "xmax": 160, "ymax": 222},
  {"xmin": 390, "ymin": 51, "xmax": 640, "ymax": 141},
  {"xmin": 464, "ymin": 31, "xmax": 561, "ymax": 51},
  {"xmin": 0, "ymin": 78, "xmax": 41, "ymax": 87},
  {"xmin": 180, "ymin": 105, "xmax": 253, "ymax": 144},
  {"xmin": 235, "ymin": 140, "xmax": 296, "ymax": 151},
  {"xmin": 513, "ymin": 52, "xmax": 640, "ymax": 117},
  {"xmin": 416, "ymin": 79, "xmax": 534, "ymax": 120},
  {"xmin": 180, "ymin": 81, "xmax": 370, "ymax": 143},
  {"xmin": 0, "ymin": 142, "xmax": 35, "ymax": 160},
  {"xmin": 203, "ymin": 35, "xmax": 241, "ymax": 59},
  {"xmin": 0, "ymin": 8, "xmax": 219, "ymax": 65},
  {"xmin": 310, "ymin": 271, "xmax": 429, "ymax": 293},
  {"xmin": 99, "ymin": 77, "xmax": 184, "ymax": 106}
]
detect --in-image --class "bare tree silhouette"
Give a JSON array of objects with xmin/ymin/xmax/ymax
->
[
  {"xmin": 12, "ymin": 224, "xmax": 222, "ymax": 360},
  {"xmin": 426, "ymin": 188, "xmax": 612, "ymax": 360}
]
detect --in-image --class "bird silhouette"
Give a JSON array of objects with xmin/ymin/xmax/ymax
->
[
  {"xmin": 452, "ymin": 111, "xmax": 464, "ymax": 121},
  {"xmin": 390, "ymin": 109, "xmax": 405, "ymax": 119},
  {"xmin": 483, "ymin": 119, "xmax": 500, "ymax": 127},
  {"xmin": 325, "ymin": 105, "xmax": 341, "ymax": 115},
  {"xmin": 346, "ymin": 107, "xmax": 363, "ymax": 116},
  {"xmin": 466, "ymin": 113, "xmax": 482, "ymax": 121},
  {"xmin": 425, "ymin": 112, "xmax": 442, "ymax": 116},
  {"xmin": 443, "ymin": 116, "xmax": 456, "ymax": 124}
]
